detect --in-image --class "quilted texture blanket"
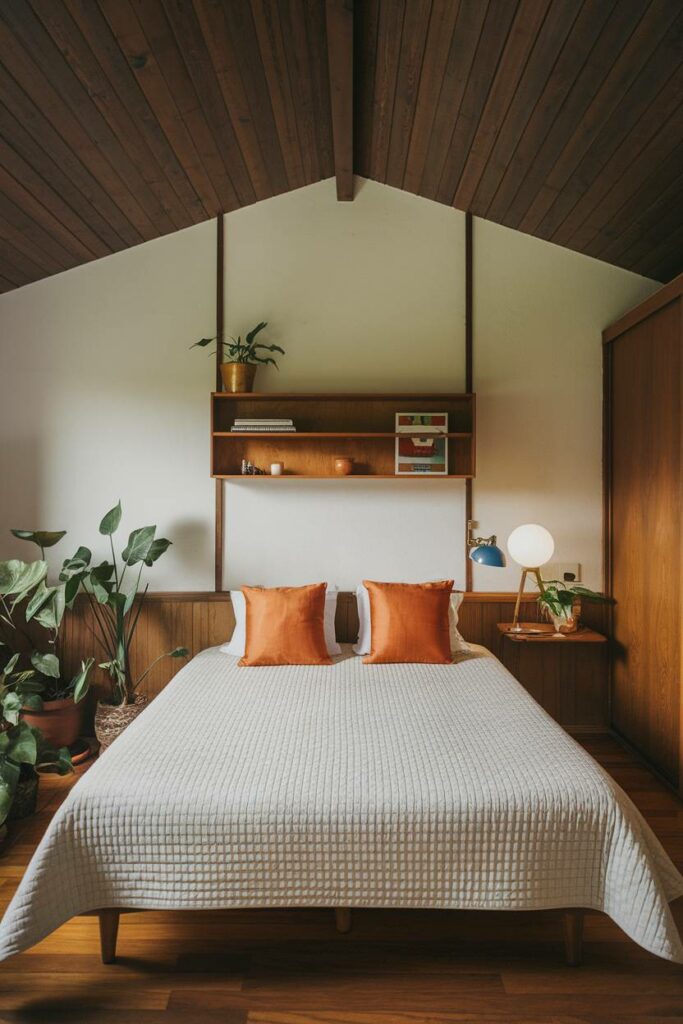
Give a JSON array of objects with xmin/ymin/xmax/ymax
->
[{"xmin": 1, "ymin": 646, "xmax": 682, "ymax": 962}]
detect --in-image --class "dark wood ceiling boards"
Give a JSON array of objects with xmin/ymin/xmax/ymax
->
[
  {"xmin": 357, "ymin": 0, "xmax": 683, "ymax": 283},
  {"xmin": 0, "ymin": 0, "xmax": 681, "ymax": 294}
]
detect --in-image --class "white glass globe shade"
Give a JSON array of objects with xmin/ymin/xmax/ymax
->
[{"xmin": 507, "ymin": 524, "xmax": 555, "ymax": 568}]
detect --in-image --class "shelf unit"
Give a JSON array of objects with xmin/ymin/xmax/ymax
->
[{"xmin": 211, "ymin": 392, "xmax": 476, "ymax": 479}]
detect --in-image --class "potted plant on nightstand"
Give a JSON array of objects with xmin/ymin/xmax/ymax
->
[
  {"xmin": 538, "ymin": 580, "xmax": 611, "ymax": 634},
  {"xmin": 77, "ymin": 502, "xmax": 188, "ymax": 751},
  {"xmin": 192, "ymin": 321, "xmax": 285, "ymax": 392}
]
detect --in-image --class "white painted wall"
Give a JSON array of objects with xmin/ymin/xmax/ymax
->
[
  {"xmin": 223, "ymin": 179, "xmax": 467, "ymax": 589},
  {"xmin": 0, "ymin": 177, "xmax": 657, "ymax": 592},
  {"xmin": 222, "ymin": 178, "xmax": 655, "ymax": 590},
  {"xmin": 473, "ymin": 217, "xmax": 656, "ymax": 591},
  {"xmin": 0, "ymin": 219, "xmax": 217, "ymax": 590}
]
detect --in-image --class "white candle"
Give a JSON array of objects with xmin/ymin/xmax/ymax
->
[{"xmin": 270, "ymin": 462, "xmax": 284, "ymax": 476}]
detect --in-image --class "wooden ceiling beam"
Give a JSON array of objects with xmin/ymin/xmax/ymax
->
[{"xmin": 325, "ymin": 0, "xmax": 354, "ymax": 201}]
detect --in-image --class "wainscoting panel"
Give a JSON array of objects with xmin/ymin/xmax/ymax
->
[{"xmin": 61, "ymin": 593, "xmax": 608, "ymax": 733}]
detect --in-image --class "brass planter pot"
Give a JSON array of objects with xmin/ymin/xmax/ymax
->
[
  {"xmin": 95, "ymin": 694, "xmax": 148, "ymax": 752},
  {"xmin": 547, "ymin": 598, "xmax": 581, "ymax": 634},
  {"xmin": 220, "ymin": 362, "xmax": 257, "ymax": 393}
]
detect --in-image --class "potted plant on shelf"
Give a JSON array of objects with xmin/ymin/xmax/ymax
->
[
  {"xmin": 192, "ymin": 321, "xmax": 285, "ymax": 392},
  {"xmin": 0, "ymin": 538, "xmax": 93, "ymax": 750},
  {"xmin": 538, "ymin": 579, "xmax": 611, "ymax": 634},
  {"xmin": 77, "ymin": 502, "xmax": 188, "ymax": 751}
]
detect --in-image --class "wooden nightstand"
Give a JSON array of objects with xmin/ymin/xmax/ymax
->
[{"xmin": 496, "ymin": 623, "xmax": 608, "ymax": 733}]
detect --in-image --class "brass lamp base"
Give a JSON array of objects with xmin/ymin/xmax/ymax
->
[{"xmin": 511, "ymin": 567, "xmax": 546, "ymax": 630}]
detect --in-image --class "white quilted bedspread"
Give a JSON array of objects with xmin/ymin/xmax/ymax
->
[{"xmin": 1, "ymin": 645, "xmax": 682, "ymax": 962}]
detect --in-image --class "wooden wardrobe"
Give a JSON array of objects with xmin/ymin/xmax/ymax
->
[{"xmin": 604, "ymin": 274, "xmax": 683, "ymax": 789}]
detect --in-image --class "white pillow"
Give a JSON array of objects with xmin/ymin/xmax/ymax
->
[
  {"xmin": 353, "ymin": 584, "xmax": 469, "ymax": 656},
  {"xmin": 221, "ymin": 586, "xmax": 341, "ymax": 658}
]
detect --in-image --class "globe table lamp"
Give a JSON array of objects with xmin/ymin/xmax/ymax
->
[
  {"xmin": 507, "ymin": 523, "xmax": 555, "ymax": 631},
  {"xmin": 467, "ymin": 520, "xmax": 506, "ymax": 568}
]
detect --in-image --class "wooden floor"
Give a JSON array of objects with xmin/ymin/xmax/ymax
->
[{"xmin": 1, "ymin": 734, "xmax": 683, "ymax": 1023}]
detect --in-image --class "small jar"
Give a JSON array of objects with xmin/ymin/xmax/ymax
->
[
  {"xmin": 270, "ymin": 462, "xmax": 284, "ymax": 476},
  {"xmin": 334, "ymin": 456, "xmax": 354, "ymax": 476}
]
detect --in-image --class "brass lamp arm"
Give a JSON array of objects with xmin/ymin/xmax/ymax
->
[{"xmin": 466, "ymin": 520, "xmax": 498, "ymax": 549}]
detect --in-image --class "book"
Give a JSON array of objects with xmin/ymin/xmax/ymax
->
[
  {"xmin": 233, "ymin": 418, "xmax": 293, "ymax": 426},
  {"xmin": 395, "ymin": 412, "xmax": 448, "ymax": 433},
  {"xmin": 230, "ymin": 425, "xmax": 297, "ymax": 432}
]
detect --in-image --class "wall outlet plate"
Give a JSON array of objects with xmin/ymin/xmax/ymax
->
[{"xmin": 544, "ymin": 562, "xmax": 581, "ymax": 583}]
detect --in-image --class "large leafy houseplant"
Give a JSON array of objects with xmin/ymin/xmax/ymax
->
[
  {"xmin": 77, "ymin": 502, "xmax": 188, "ymax": 708},
  {"xmin": 0, "ymin": 541, "xmax": 93, "ymax": 707}
]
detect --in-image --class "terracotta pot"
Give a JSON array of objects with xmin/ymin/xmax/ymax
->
[
  {"xmin": 21, "ymin": 697, "xmax": 84, "ymax": 749},
  {"xmin": 220, "ymin": 362, "xmax": 257, "ymax": 393},
  {"xmin": 9, "ymin": 768, "xmax": 38, "ymax": 821},
  {"xmin": 95, "ymin": 694, "xmax": 148, "ymax": 752},
  {"xmin": 334, "ymin": 456, "xmax": 354, "ymax": 476}
]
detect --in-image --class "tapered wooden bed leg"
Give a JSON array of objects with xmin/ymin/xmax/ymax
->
[
  {"xmin": 564, "ymin": 909, "xmax": 583, "ymax": 966},
  {"xmin": 99, "ymin": 909, "xmax": 120, "ymax": 964},
  {"xmin": 335, "ymin": 907, "xmax": 352, "ymax": 933}
]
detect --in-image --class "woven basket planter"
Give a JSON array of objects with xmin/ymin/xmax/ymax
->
[{"xmin": 95, "ymin": 694, "xmax": 148, "ymax": 752}]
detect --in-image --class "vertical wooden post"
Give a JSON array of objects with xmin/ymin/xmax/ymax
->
[
  {"xmin": 465, "ymin": 212, "xmax": 473, "ymax": 592},
  {"xmin": 335, "ymin": 907, "xmax": 352, "ymax": 933},
  {"xmin": 215, "ymin": 213, "xmax": 225, "ymax": 592},
  {"xmin": 98, "ymin": 909, "xmax": 120, "ymax": 964},
  {"xmin": 564, "ymin": 909, "xmax": 584, "ymax": 966}
]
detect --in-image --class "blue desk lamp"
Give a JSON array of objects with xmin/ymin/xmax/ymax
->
[{"xmin": 467, "ymin": 521, "xmax": 506, "ymax": 568}]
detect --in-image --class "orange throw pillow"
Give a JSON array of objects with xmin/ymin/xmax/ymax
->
[
  {"xmin": 362, "ymin": 580, "xmax": 454, "ymax": 664},
  {"xmin": 239, "ymin": 583, "xmax": 332, "ymax": 667}
]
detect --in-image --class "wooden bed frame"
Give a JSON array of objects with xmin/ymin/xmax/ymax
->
[{"xmin": 92, "ymin": 906, "xmax": 584, "ymax": 967}]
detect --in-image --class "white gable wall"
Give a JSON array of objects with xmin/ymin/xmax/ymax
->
[{"xmin": 0, "ymin": 178, "xmax": 656, "ymax": 591}]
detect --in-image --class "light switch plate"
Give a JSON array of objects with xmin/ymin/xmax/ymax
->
[{"xmin": 544, "ymin": 562, "xmax": 581, "ymax": 583}]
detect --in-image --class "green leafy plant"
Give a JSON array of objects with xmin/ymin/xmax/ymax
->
[
  {"xmin": 192, "ymin": 321, "xmax": 285, "ymax": 368},
  {"xmin": 77, "ymin": 501, "xmax": 188, "ymax": 707},
  {"xmin": 0, "ymin": 718, "xmax": 72, "ymax": 831},
  {"xmin": 0, "ymin": 531, "xmax": 94, "ymax": 704},
  {"xmin": 0, "ymin": 657, "xmax": 72, "ymax": 832},
  {"xmin": 0, "ymin": 649, "xmax": 43, "ymax": 725},
  {"xmin": 538, "ymin": 580, "xmax": 611, "ymax": 619}
]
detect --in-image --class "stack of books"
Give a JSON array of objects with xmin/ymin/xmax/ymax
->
[{"xmin": 231, "ymin": 418, "xmax": 296, "ymax": 433}]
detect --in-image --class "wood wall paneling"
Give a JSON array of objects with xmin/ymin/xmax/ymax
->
[
  {"xmin": 0, "ymin": 1, "xmax": 681, "ymax": 291},
  {"xmin": 61, "ymin": 591, "xmax": 608, "ymax": 732}
]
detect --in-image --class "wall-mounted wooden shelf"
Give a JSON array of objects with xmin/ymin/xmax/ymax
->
[{"xmin": 211, "ymin": 393, "xmax": 476, "ymax": 479}]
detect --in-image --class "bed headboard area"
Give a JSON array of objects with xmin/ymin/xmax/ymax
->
[{"xmin": 59, "ymin": 591, "xmax": 608, "ymax": 705}]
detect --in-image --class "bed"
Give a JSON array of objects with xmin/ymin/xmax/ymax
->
[{"xmin": 1, "ymin": 644, "xmax": 682, "ymax": 965}]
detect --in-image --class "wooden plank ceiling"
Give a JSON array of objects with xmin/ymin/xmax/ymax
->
[{"xmin": 0, "ymin": 0, "xmax": 681, "ymax": 294}]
